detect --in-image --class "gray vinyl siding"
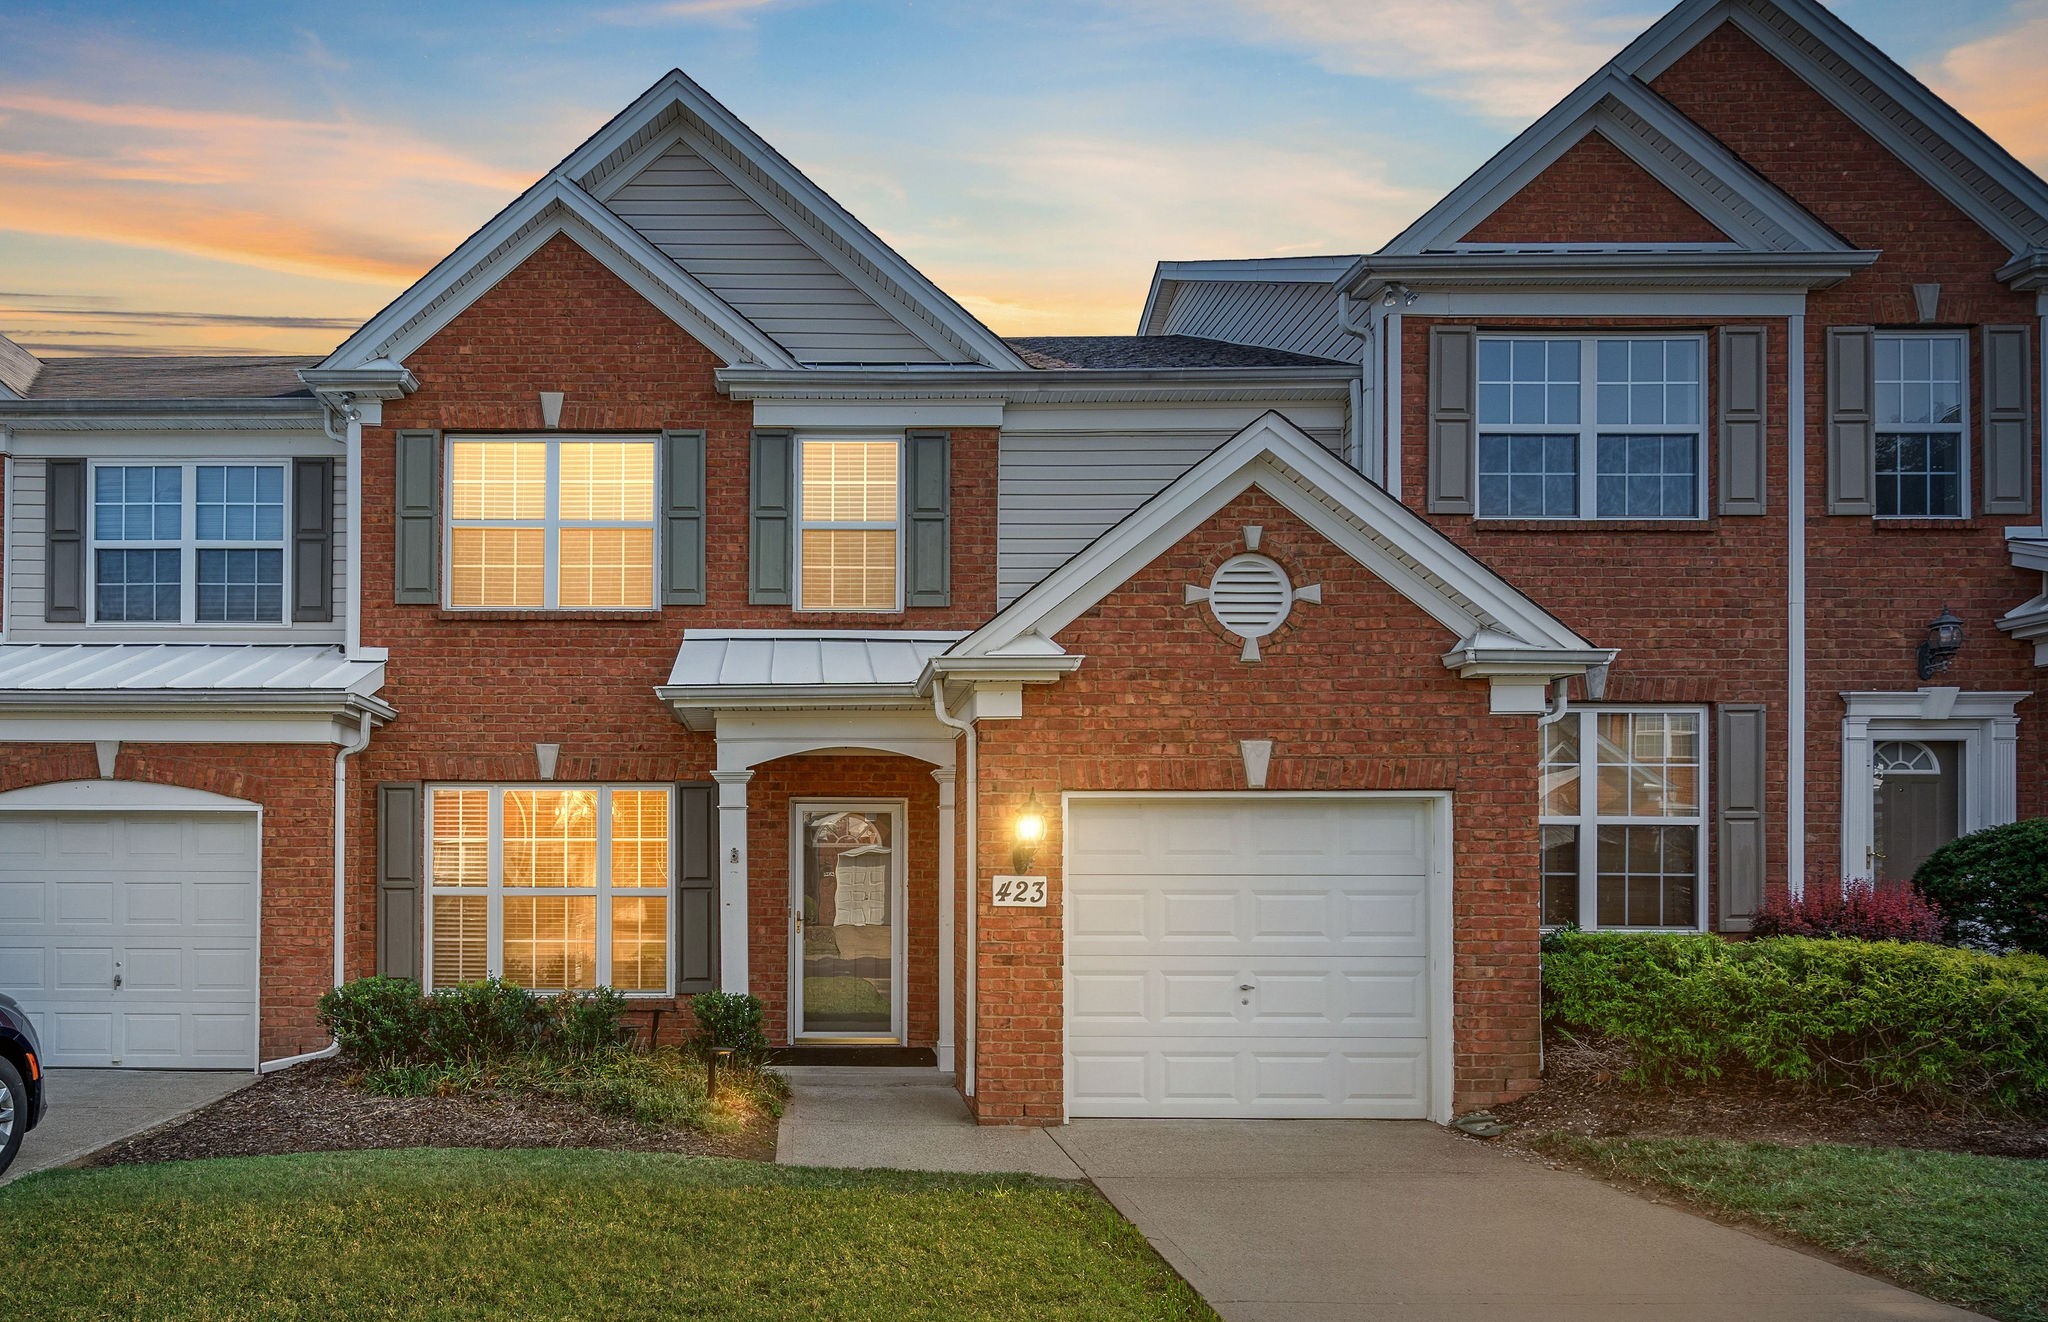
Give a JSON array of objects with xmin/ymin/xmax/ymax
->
[
  {"xmin": 1159, "ymin": 282, "xmax": 1359, "ymax": 364},
  {"xmin": 5, "ymin": 454, "xmax": 347, "ymax": 643},
  {"xmin": 999, "ymin": 425, "xmax": 1345, "ymax": 606},
  {"xmin": 607, "ymin": 139, "xmax": 945, "ymax": 365}
]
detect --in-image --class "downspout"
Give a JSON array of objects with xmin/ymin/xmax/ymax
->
[
  {"xmin": 1336, "ymin": 293, "xmax": 1375, "ymax": 479},
  {"xmin": 1787, "ymin": 313, "xmax": 1807, "ymax": 899},
  {"xmin": 1536, "ymin": 677, "xmax": 1572, "ymax": 728},
  {"xmin": 930, "ymin": 682, "xmax": 978, "ymax": 1098}
]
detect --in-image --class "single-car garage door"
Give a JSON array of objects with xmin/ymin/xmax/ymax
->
[
  {"xmin": 1066, "ymin": 795, "xmax": 1439, "ymax": 1119},
  {"xmin": 0, "ymin": 809, "xmax": 260, "ymax": 1068}
]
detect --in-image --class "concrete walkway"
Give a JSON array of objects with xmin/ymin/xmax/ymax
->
[
  {"xmin": 2, "ymin": 1068, "xmax": 252, "ymax": 1186},
  {"xmin": 774, "ymin": 1071, "xmax": 1981, "ymax": 1322}
]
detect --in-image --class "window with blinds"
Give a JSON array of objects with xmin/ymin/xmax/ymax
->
[
  {"xmin": 797, "ymin": 438, "xmax": 900, "ymax": 611},
  {"xmin": 446, "ymin": 438, "xmax": 656, "ymax": 609}
]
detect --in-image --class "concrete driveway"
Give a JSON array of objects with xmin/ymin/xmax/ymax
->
[
  {"xmin": 2, "ymin": 1068, "xmax": 252, "ymax": 1186},
  {"xmin": 1052, "ymin": 1119, "xmax": 1982, "ymax": 1322}
]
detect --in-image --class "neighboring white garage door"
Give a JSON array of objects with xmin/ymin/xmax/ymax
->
[
  {"xmin": 0, "ymin": 810, "xmax": 260, "ymax": 1068},
  {"xmin": 1066, "ymin": 795, "xmax": 1440, "ymax": 1119}
]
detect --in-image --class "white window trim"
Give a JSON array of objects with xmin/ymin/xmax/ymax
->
[
  {"xmin": 421, "ymin": 783, "xmax": 676, "ymax": 996},
  {"xmin": 441, "ymin": 434, "xmax": 658, "ymax": 611},
  {"xmin": 793, "ymin": 435, "xmax": 904, "ymax": 614},
  {"xmin": 788, "ymin": 797, "xmax": 908, "ymax": 1044},
  {"xmin": 87, "ymin": 459, "xmax": 294, "ymax": 629},
  {"xmin": 1839, "ymin": 689, "xmax": 2024, "ymax": 886},
  {"xmin": 1541, "ymin": 704, "xmax": 1710, "ymax": 931},
  {"xmin": 1475, "ymin": 333, "xmax": 1709, "ymax": 522},
  {"xmin": 1874, "ymin": 330, "xmax": 1970, "ymax": 520}
]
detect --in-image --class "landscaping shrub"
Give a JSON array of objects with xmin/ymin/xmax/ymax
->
[
  {"xmin": 426, "ymin": 978, "xmax": 554, "ymax": 1062},
  {"xmin": 361, "ymin": 1047, "xmax": 789, "ymax": 1134},
  {"xmin": 1913, "ymin": 818, "xmax": 2048, "ymax": 955},
  {"xmin": 1542, "ymin": 931, "xmax": 2048, "ymax": 1109},
  {"xmin": 690, "ymin": 990, "xmax": 768, "ymax": 1064},
  {"xmin": 317, "ymin": 976, "xmax": 431, "ymax": 1068},
  {"xmin": 1750, "ymin": 878, "xmax": 1946, "ymax": 943},
  {"xmin": 546, "ymin": 987, "xmax": 631, "ymax": 1058}
]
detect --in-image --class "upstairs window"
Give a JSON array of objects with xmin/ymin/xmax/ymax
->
[
  {"xmin": 90, "ymin": 463, "xmax": 287, "ymax": 624},
  {"xmin": 797, "ymin": 438, "xmax": 900, "ymax": 611},
  {"xmin": 1476, "ymin": 336, "xmax": 1704, "ymax": 521},
  {"xmin": 445, "ymin": 437, "xmax": 656, "ymax": 609},
  {"xmin": 1875, "ymin": 333, "xmax": 1967, "ymax": 518}
]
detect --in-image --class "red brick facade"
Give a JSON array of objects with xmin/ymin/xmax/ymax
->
[{"xmin": 1461, "ymin": 133, "xmax": 1728, "ymax": 245}]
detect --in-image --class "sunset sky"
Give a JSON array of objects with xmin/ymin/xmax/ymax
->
[{"xmin": 1, "ymin": 0, "xmax": 2043, "ymax": 358}]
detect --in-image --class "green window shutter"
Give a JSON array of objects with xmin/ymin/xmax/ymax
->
[
  {"xmin": 1982, "ymin": 325, "xmax": 2033, "ymax": 516},
  {"xmin": 1717, "ymin": 326, "xmax": 1768, "ymax": 516},
  {"xmin": 393, "ymin": 430, "xmax": 440, "ymax": 604},
  {"xmin": 1427, "ymin": 325, "xmax": 1477, "ymax": 514},
  {"xmin": 749, "ymin": 429, "xmax": 794, "ymax": 605},
  {"xmin": 44, "ymin": 457, "xmax": 86, "ymax": 623},
  {"xmin": 1826, "ymin": 327, "xmax": 1876, "ymax": 515},
  {"xmin": 661, "ymin": 429, "xmax": 707, "ymax": 606},
  {"xmin": 675, "ymin": 783, "xmax": 718, "ymax": 994},
  {"xmin": 903, "ymin": 429, "xmax": 951, "ymax": 607},
  {"xmin": 376, "ymin": 782, "xmax": 423, "ymax": 980},
  {"xmin": 292, "ymin": 457, "xmax": 336, "ymax": 623},
  {"xmin": 1716, "ymin": 705, "xmax": 1767, "ymax": 933}
]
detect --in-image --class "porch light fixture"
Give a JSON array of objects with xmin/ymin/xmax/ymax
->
[
  {"xmin": 1917, "ymin": 606, "xmax": 1965, "ymax": 680},
  {"xmin": 1012, "ymin": 791, "xmax": 1047, "ymax": 873}
]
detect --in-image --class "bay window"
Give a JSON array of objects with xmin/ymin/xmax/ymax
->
[
  {"xmin": 1874, "ymin": 333, "xmax": 1967, "ymax": 518},
  {"xmin": 1540, "ymin": 708, "xmax": 1706, "ymax": 929},
  {"xmin": 1476, "ymin": 336, "xmax": 1705, "ymax": 520},
  {"xmin": 797, "ymin": 437, "xmax": 900, "ymax": 611},
  {"xmin": 424, "ymin": 785, "xmax": 673, "ymax": 993},
  {"xmin": 91, "ymin": 462, "xmax": 288, "ymax": 624},
  {"xmin": 445, "ymin": 437, "xmax": 656, "ymax": 609}
]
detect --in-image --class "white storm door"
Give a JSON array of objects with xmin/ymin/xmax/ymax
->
[
  {"xmin": 0, "ymin": 811, "xmax": 260, "ymax": 1068},
  {"xmin": 1065, "ymin": 796, "xmax": 1435, "ymax": 1119}
]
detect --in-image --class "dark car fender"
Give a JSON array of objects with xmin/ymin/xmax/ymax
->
[{"xmin": 0, "ymin": 1022, "xmax": 45, "ymax": 1131}]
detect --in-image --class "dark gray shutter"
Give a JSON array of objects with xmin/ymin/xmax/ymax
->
[
  {"xmin": 1982, "ymin": 325, "xmax": 2033, "ymax": 516},
  {"xmin": 291, "ymin": 457, "xmax": 335, "ymax": 623},
  {"xmin": 1428, "ymin": 325, "xmax": 1477, "ymax": 514},
  {"xmin": 376, "ymin": 782, "xmax": 423, "ymax": 980},
  {"xmin": 1716, "ymin": 705, "xmax": 1767, "ymax": 933},
  {"xmin": 903, "ymin": 429, "xmax": 951, "ymax": 607},
  {"xmin": 661, "ymin": 429, "xmax": 707, "ymax": 606},
  {"xmin": 749, "ymin": 429, "xmax": 794, "ymax": 605},
  {"xmin": 1718, "ymin": 326, "xmax": 1768, "ymax": 515},
  {"xmin": 393, "ymin": 430, "xmax": 440, "ymax": 604},
  {"xmin": 675, "ymin": 783, "xmax": 718, "ymax": 994},
  {"xmin": 44, "ymin": 457, "xmax": 86, "ymax": 623},
  {"xmin": 1826, "ymin": 327, "xmax": 1876, "ymax": 515}
]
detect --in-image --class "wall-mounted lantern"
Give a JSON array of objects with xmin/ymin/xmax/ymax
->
[
  {"xmin": 1917, "ymin": 606, "xmax": 1965, "ymax": 681},
  {"xmin": 1012, "ymin": 790, "xmax": 1046, "ymax": 874}
]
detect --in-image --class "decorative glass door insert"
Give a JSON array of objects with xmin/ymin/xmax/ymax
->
[{"xmin": 794, "ymin": 804, "xmax": 901, "ymax": 1039}]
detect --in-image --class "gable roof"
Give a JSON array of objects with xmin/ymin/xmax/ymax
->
[
  {"xmin": 1619, "ymin": 0, "xmax": 2048, "ymax": 258},
  {"xmin": 17, "ymin": 356, "xmax": 319, "ymax": 400},
  {"xmin": 0, "ymin": 333, "xmax": 39, "ymax": 400},
  {"xmin": 324, "ymin": 70, "xmax": 1027, "ymax": 373},
  {"xmin": 1382, "ymin": 68, "xmax": 1852, "ymax": 257},
  {"xmin": 940, "ymin": 411, "xmax": 1610, "ymax": 686}
]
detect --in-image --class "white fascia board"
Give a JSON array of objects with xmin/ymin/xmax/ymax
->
[
  {"xmin": 4, "ymin": 430, "xmax": 334, "ymax": 459},
  {"xmin": 1395, "ymin": 288, "xmax": 1810, "ymax": 318},
  {"xmin": 1351, "ymin": 252, "xmax": 1875, "ymax": 299},
  {"xmin": 1152, "ymin": 257, "xmax": 1358, "ymax": 283},
  {"xmin": 1615, "ymin": 0, "xmax": 2048, "ymax": 254},
  {"xmin": 951, "ymin": 410, "xmax": 1596, "ymax": 660},
  {"xmin": 752, "ymin": 400, "xmax": 1005, "ymax": 429},
  {"xmin": 0, "ymin": 403, "xmax": 323, "ymax": 432},
  {"xmin": 1138, "ymin": 270, "xmax": 1177, "ymax": 337},
  {"xmin": 717, "ymin": 366, "xmax": 1358, "ymax": 404},
  {"xmin": 1840, "ymin": 689, "xmax": 2031, "ymax": 721}
]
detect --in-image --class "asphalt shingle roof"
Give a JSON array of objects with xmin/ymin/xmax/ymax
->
[
  {"xmin": 21, "ymin": 356, "xmax": 323, "ymax": 400},
  {"xmin": 1004, "ymin": 335, "xmax": 1350, "ymax": 370}
]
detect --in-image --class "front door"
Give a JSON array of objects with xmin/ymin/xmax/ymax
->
[
  {"xmin": 791, "ymin": 802, "xmax": 904, "ymax": 1042},
  {"xmin": 1872, "ymin": 740, "xmax": 1961, "ymax": 883}
]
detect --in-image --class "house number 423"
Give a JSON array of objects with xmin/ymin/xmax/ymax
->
[{"xmin": 991, "ymin": 875, "xmax": 1047, "ymax": 907}]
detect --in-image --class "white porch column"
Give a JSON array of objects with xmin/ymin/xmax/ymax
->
[
  {"xmin": 933, "ymin": 767, "xmax": 957, "ymax": 1076},
  {"xmin": 713, "ymin": 769, "xmax": 753, "ymax": 994}
]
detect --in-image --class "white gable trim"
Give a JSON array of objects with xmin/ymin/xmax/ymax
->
[
  {"xmin": 323, "ymin": 181, "xmax": 795, "ymax": 370},
  {"xmin": 948, "ymin": 412, "xmax": 1608, "ymax": 685},
  {"xmin": 1614, "ymin": 0, "xmax": 2048, "ymax": 255},
  {"xmin": 1384, "ymin": 70, "xmax": 1849, "ymax": 257},
  {"xmin": 562, "ymin": 70, "xmax": 1027, "ymax": 370}
]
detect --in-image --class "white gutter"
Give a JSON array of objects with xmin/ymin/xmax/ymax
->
[
  {"xmin": 1788, "ymin": 312, "xmax": 1807, "ymax": 899},
  {"xmin": 930, "ymin": 683, "xmax": 978, "ymax": 1098}
]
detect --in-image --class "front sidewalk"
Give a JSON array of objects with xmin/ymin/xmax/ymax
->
[{"xmin": 773, "ymin": 1067, "xmax": 1080, "ymax": 1178}]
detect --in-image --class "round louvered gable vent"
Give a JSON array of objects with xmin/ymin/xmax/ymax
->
[{"xmin": 1207, "ymin": 554, "xmax": 1293, "ymax": 639}]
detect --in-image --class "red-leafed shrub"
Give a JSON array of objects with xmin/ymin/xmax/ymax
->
[{"xmin": 1750, "ymin": 879, "xmax": 1947, "ymax": 943}]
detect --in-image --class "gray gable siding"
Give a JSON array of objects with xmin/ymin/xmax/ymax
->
[
  {"xmin": 1160, "ymin": 282, "xmax": 1361, "ymax": 364},
  {"xmin": 606, "ymin": 139, "xmax": 945, "ymax": 364},
  {"xmin": 998, "ymin": 421, "xmax": 1346, "ymax": 607}
]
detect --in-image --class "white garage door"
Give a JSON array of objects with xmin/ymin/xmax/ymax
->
[
  {"xmin": 0, "ymin": 811, "xmax": 260, "ymax": 1068},
  {"xmin": 1066, "ymin": 796, "xmax": 1438, "ymax": 1119}
]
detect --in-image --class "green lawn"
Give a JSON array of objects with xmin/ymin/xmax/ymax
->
[
  {"xmin": 0, "ymin": 1148, "xmax": 1215, "ymax": 1322},
  {"xmin": 1539, "ymin": 1136, "xmax": 2048, "ymax": 1322}
]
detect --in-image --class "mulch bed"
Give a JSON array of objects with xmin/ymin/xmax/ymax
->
[
  {"xmin": 1488, "ymin": 1028, "xmax": 2048, "ymax": 1159},
  {"xmin": 90, "ymin": 1059, "xmax": 781, "ymax": 1168}
]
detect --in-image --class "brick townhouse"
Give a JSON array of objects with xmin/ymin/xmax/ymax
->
[{"xmin": 1, "ymin": 0, "xmax": 2043, "ymax": 1125}]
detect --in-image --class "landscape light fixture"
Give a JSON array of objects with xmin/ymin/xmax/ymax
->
[
  {"xmin": 1012, "ymin": 790, "xmax": 1046, "ymax": 873},
  {"xmin": 1917, "ymin": 605, "xmax": 1965, "ymax": 680}
]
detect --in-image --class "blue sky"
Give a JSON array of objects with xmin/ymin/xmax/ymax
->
[{"xmin": 0, "ymin": 0, "xmax": 2041, "ymax": 355}]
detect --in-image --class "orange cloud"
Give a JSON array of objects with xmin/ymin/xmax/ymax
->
[{"xmin": 1929, "ymin": 2, "xmax": 2048, "ymax": 171}]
